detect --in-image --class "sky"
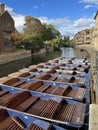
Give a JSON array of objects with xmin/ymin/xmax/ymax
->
[{"xmin": 0, "ymin": 0, "xmax": 98, "ymax": 38}]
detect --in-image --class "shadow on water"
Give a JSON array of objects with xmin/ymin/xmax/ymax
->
[{"xmin": 0, "ymin": 47, "xmax": 82, "ymax": 77}]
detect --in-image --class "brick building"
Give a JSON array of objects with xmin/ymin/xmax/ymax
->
[{"xmin": 0, "ymin": 4, "xmax": 15, "ymax": 52}]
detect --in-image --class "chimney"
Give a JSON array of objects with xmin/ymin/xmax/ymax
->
[{"xmin": 0, "ymin": 4, "xmax": 5, "ymax": 14}]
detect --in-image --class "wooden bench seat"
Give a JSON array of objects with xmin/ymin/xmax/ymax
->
[
  {"xmin": 0, "ymin": 90, "xmax": 9, "ymax": 97},
  {"xmin": 3, "ymin": 91, "xmax": 30, "ymax": 108},
  {"xmin": 44, "ymin": 87, "xmax": 56, "ymax": 94},
  {"xmin": 11, "ymin": 80, "xmax": 26, "ymax": 87},
  {"xmin": 27, "ymin": 81, "xmax": 43, "ymax": 90},
  {"xmin": 51, "ymin": 87, "xmax": 66, "ymax": 96},
  {"xmin": 67, "ymin": 90, "xmax": 77, "ymax": 98},
  {"xmin": 35, "ymin": 84, "xmax": 50, "ymax": 92},
  {"xmin": 0, "ymin": 93, "xmax": 18, "ymax": 105},
  {"xmin": 38, "ymin": 74, "xmax": 51, "ymax": 80},
  {"xmin": 48, "ymin": 77, "xmax": 57, "ymax": 81},
  {"xmin": 15, "ymin": 96, "xmax": 39, "ymax": 111},
  {"xmin": 4, "ymin": 78, "xmax": 22, "ymax": 86}
]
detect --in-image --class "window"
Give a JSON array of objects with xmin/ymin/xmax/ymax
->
[
  {"xmin": 86, "ymin": 37, "xmax": 90, "ymax": 40},
  {"xmin": 3, "ymin": 31, "xmax": 11, "ymax": 38},
  {"xmin": 4, "ymin": 21, "xmax": 12, "ymax": 26},
  {"xmin": 86, "ymin": 31, "xmax": 90, "ymax": 35}
]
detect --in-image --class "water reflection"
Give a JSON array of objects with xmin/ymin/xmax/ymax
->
[
  {"xmin": 61, "ymin": 47, "xmax": 75, "ymax": 57},
  {"xmin": 0, "ymin": 47, "xmax": 76, "ymax": 77}
]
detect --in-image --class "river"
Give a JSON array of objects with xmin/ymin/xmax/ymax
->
[{"xmin": 0, "ymin": 47, "xmax": 84, "ymax": 77}]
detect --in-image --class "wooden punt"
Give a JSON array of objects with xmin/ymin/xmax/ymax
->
[
  {"xmin": 0, "ymin": 107, "xmax": 65, "ymax": 130},
  {"xmin": 0, "ymin": 86, "xmax": 86, "ymax": 128},
  {"xmin": 35, "ymin": 65, "xmax": 90, "ymax": 73},
  {"xmin": 8, "ymin": 71, "xmax": 87, "ymax": 86},
  {"xmin": 52, "ymin": 57, "xmax": 90, "ymax": 64},
  {"xmin": 41, "ymin": 62, "xmax": 90, "ymax": 69},
  {"xmin": 1, "ymin": 77, "xmax": 86, "ymax": 102},
  {"xmin": 39, "ymin": 57, "xmax": 90, "ymax": 68},
  {"xmin": 30, "ymin": 68, "xmax": 86, "ymax": 77},
  {"xmin": 25, "ymin": 73, "xmax": 86, "ymax": 85}
]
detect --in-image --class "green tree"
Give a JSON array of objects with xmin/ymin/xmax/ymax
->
[
  {"xmin": 23, "ymin": 16, "xmax": 43, "ymax": 36},
  {"xmin": 41, "ymin": 24, "xmax": 61, "ymax": 41},
  {"xmin": 21, "ymin": 34, "xmax": 43, "ymax": 53},
  {"xmin": 10, "ymin": 32, "xmax": 23, "ymax": 48}
]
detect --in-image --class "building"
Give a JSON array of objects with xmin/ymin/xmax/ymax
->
[
  {"xmin": 94, "ymin": 11, "xmax": 98, "ymax": 50},
  {"xmin": 0, "ymin": 4, "xmax": 15, "ymax": 52},
  {"xmin": 74, "ymin": 28, "xmax": 94, "ymax": 45},
  {"xmin": 74, "ymin": 31, "xmax": 84, "ymax": 45}
]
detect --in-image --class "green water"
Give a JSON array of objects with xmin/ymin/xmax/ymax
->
[{"xmin": 0, "ymin": 47, "xmax": 83, "ymax": 77}]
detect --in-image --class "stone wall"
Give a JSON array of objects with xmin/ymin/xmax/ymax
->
[{"xmin": 0, "ymin": 48, "xmax": 52, "ymax": 65}]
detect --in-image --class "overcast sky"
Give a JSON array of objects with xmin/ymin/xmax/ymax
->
[{"xmin": 0, "ymin": 0, "xmax": 98, "ymax": 38}]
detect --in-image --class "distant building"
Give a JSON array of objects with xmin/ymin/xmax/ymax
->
[
  {"xmin": 94, "ymin": 11, "xmax": 98, "ymax": 50},
  {"xmin": 0, "ymin": 4, "xmax": 15, "ymax": 52},
  {"xmin": 74, "ymin": 28, "xmax": 94, "ymax": 45}
]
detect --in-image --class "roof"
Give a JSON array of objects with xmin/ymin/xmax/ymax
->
[
  {"xmin": 94, "ymin": 10, "xmax": 98, "ymax": 19},
  {"xmin": 0, "ymin": 10, "xmax": 14, "ymax": 22}
]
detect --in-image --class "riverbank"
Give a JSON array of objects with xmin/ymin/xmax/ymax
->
[{"xmin": 0, "ymin": 48, "xmax": 50, "ymax": 65}]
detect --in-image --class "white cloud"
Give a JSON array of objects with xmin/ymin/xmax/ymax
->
[
  {"xmin": 80, "ymin": 0, "xmax": 98, "ymax": 4},
  {"xmin": 39, "ymin": 17, "xmax": 94, "ymax": 38},
  {"xmin": 39, "ymin": 17, "xmax": 71, "ymax": 28},
  {"xmin": 5, "ymin": 5, "xmax": 94, "ymax": 38},
  {"xmin": 5, "ymin": 5, "xmax": 25, "ymax": 33},
  {"xmin": 73, "ymin": 18, "xmax": 94, "ymax": 28},
  {"xmin": 84, "ymin": 4, "xmax": 93, "ymax": 9}
]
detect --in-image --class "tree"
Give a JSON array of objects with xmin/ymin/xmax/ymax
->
[
  {"xmin": 10, "ymin": 32, "xmax": 23, "ymax": 48},
  {"xmin": 61, "ymin": 36, "xmax": 74, "ymax": 47},
  {"xmin": 42, "ymin": 24, "xmax": 61, "ymax": 41},
  {"xmin": 21, "ymin": 34, "xmax": 43, "ymax": 53},
  {"xmin": 23, "ymin": 16, "xmax": 43, "ymax": 36}
]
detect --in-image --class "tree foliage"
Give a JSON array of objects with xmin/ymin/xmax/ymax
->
[
  {"xmin": 10, "ymin": 32, "xmax": 23, "ymax": 48},
  {"xmin": 61, "ymin": 36, "xmax": 74, "ymax": 47},
  {"xmin": 42, "ymin": 24, "xmax": 61, "ymax": 41},
  {"xmin": 23, "ymin": 16, "xmax": 43, "ymax": 36},
  {"xmin": 10, "ymin": 15, "xmax": 74, "ymax": 52},
  {"xmin": 21, "ymin": 34, "xmax": 43, "ymax": 53}
]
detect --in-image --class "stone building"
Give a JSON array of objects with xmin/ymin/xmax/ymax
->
[
  {"xmin": 94, "ymin": 11, "xmax": 98, "ymax": 50},
  {"xmin": 74, "ymin": 28, "xmax": 94, "ymax": 45},
  {"xmin": 0, "ymin": 4, "xmax": 15, "ymax": 52}
]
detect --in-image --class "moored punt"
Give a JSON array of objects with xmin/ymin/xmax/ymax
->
[
  {"xmin": 39, "ymin": 62, "xmax": 90, "ymax": 69},
  {"xmin": 0, "ymin": 107, "xmax": 65, "ymax": 130},
  {"xmin": 19, "ymin": 66, "xmax": 89, "ymax": 77},
  {"xmin": 8, "ymin": 71, "xmax": 87, "ymax": 86},
  {"xmin": 35, "ymin": 65, "xmax": 90, "ymax": 73},
  {"xmin": 0, "ymin": 86, "xmax": 86, "ymax": 128},
  {"xmin": 43, "ymin": 57, "xmax": 90, "ymax": 67},
  {"xmin": 0, "ymin": 76, "xmax": 86, "ymax": 102},
  {"xmin": 8, "ymin": 72, "xmax": 87, "ymax": 86},
  {"xmin": 52, "ymin": 57, "xmax": 90, "ymax": 64},
  {"xmin": 29, "ymin": 68, "xmax": 86, "ymax": 77}
]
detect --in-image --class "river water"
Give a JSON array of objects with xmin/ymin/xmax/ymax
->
[{"xmin": 0, "ymin": 47, "xmax": 84, "ymax": 77}]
